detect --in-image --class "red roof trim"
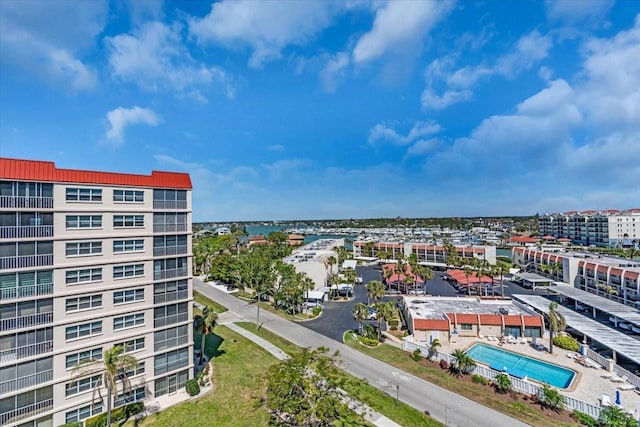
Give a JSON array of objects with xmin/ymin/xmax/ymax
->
[{"xmin": 0, "ymin": 158, "xmax": 192, "ymax": 189}]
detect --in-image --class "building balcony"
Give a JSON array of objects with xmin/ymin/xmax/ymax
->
[
  {"xmin": 0, "ymin": 398, "xmax": 53, "ymax": 425},
  {"xmin": 153, "ymin": 290, "xmax": 189, "ymax": 304},
  {"xmin": 0, "ymin": 370, "xmax": 53, "ymax": 395},
  {"xmin": 0, "ymin": 196, "xmax": 53, "ymax": 209},
  {"xmin": 0, "ymin": 341, "xmax": 54, "ymax": 364},
  {"xmin": 0, "ymin": 283, "xmax": 53, "ymax": 301},
  {"xmin": 153, "ymin": 200, "xmax": 187, "ymax": 210},
  {"xmin": 0, "ymin": 312, "xmax": 53, "ymax": 332},
  {"xmin": 153, "ymin": 245, "xmax": 188, "ymax": 257},
  {"xmin": 0, "ymin": 225, "xmax": 54, "ymax": 240},
  {"xmin": 153, "ymin": 267, "xmax": 188, "ymax": 281},
  {"xmin": 153, "ymin": 224, "xmax": 188, "ymax": 233},
  {"xmin": 0, "ymin": 254, "xmax": 53, "ymax": 270},
  {"xmin": 154, "ymin": 312, "xmax": 189, "ymax": 328},
  {"xmin": 154, "ymin": 334, "xmax": 189, "ymax": 352}
]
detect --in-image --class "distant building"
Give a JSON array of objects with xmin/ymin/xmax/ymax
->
[
  {"xmin": 215, "ymin": 226, "xmax": 231, "ymax": 235},
  {"xmin": 507, "ymin": 236, "xmax": 538, "ymax": 247},
  {"xmin": 539, "ymin": 209, "xmax": 640, "ymax": 248},
  {"xmin": 287, "ymin": 234, "xmax": 305, "ymax": 246},
  {"xmin": 247, "ymin": 234, "xmax": 268, "ymax": 246},
  {"xmin": 283, "ymin": 239, "xmax": 343, "ymax": 290},
  {"xmin": 353, "ymin": 241, "xmax": 497, "ymax": 266}
]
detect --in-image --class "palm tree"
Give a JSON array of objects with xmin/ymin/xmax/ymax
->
[
  {"xmin": 352, "ymin": 302, "xmax": 369, "ymax": 335},
  {"xmin": 428, "ymin": 338, "xmax": 441, "ymax": 360},
  {"xmin": 366, "ymin": 280, "xmax": 385, "ymax": 304},
  {"xmin": 547, "ymin": 301, "xmax": 566, "ymax": 354},
  {"xmin": 375, "ymin": 301, "xmax": 395, "ymax": 341},
  {"xmin": 451, "ymin": 349, "xmax": 476, "ymax": 376},
  {"xmin": 72, "ymin": 345, "xmax": 139, "ymax": 427},
  {"xmin": 497, "ymin": 265, "xmax": 508, "ymax": 297},
  {"xmin": 196, "ymin": 306, "xmax": 218, "ymax": 364},
  {"xmin": 383, "ymin": 266, "xmax": 393, "ymax": 288},
  {"xmin": 395, "ymin": 260, "xmax": 407, "ymax": 293},
  {"xmin": 463, "ymin": 267, "xmax": 473, "ymax": 296}
]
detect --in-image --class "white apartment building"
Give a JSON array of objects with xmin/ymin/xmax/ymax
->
[
  {"xmin": 0, "ymin": 158, "xmax": 193, "ymax": 427},
  {"xmin": 539, "ymin": 209, "xmax": 640, "ymax": 248},
  {"xmin": 353, "ymin": 241, "xmax": 497, "ymax": 266}
]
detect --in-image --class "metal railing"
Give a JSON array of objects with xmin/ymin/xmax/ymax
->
[
  {"xmin": 154, "ymin": 312, "xmax": 189, "ymax": 328},
  {"xmin": 153, "ymin": 245, "xmax": 188, "ymax": 257},
  {"xmin": 153, "ymin": 267, "xmax": 188, "ymax": 280},
  {"xmin": 0, "ymin": 254, "xmax": 53, "ymax": 270},
  {"xmin": 153, "ymin": 223, "xmax": 188, "ymax": 233},
  {"xmin": 154, "ymin": 335, "xmax": 189, "ymax": 352},
  {"xmin": 153, "ymin": 200, "xmax": 188, "ymax": 210},
  {"xmin": 0, "ymin": 225, "xmax": 54, "ymax": 239},
  {"xmin": 402, "ymin": 339, "xmax": 602, "ymax": 419},
  {"xmin": 613, "ymin": 365, "xmax": 640, "ymax": 388},
  {"xmin": 0, "ymin": 398, "xmax": 53, "ymax": 425},
  {"xmin": 0, "ymin": 312, "xmax": 53, "ymax": 331},
  {"xmin": 0, "ymin": 196, "xmax": 53, "ymax": 209},
  {"xmin": 153, "ymin": 290, "xmax": 189, "ymax": 304},
  {"xmin": 0, "ymin": 283, "xmax": 53, "ymax": 301},
  {"xmin": 0, "ymin": 341, "xmax": 54, "ymax": 364},
  {"xmin": 585, "ymin": 348, "xmax": 610, "ymax": 369},
  {"xmin": 0, "ymin": 369, "xmax": 53, "ymax": 394}
]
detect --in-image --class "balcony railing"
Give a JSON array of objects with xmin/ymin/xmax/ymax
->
[
  {"xmin": 153, "ymin": 224, "xmax": 188, "ymax": 233},
  {"xmin": 0, "ymin": 254, "xmax": 53, "ymax": 270},
  {"xmin": 0, "ymin": 312, "xmax": 53, "ymax": 331},
  {"xmin": 153, "ymin": 267, "xmax": 188, "ymax": 280},
  {"xmin": 153, "ymin": 200, "xmax": 188, "ymax": 210},
  {"xmin": 0, "ymin": 341, "xmax": 54, "ymax": 364},
  {"xmin": 0, "ymin": 369, "xmax": 53, "ymax": 394},
  {"xmin": 154, "ymin": 359, "xmax": 189, "ymax": 376},
  {"xmin": 0, "ymin": 225, "xmax": 54, "ymax": 240},
  {"xmin": 0, "ymin": 196, "xmax": 53, "ymax": 209},
  {"xmin": 0, "ymin": 283, "xmax": 53, "ymax": 301},
  {"xmin": 154, "ymin": 312, "xmax": 189, "ymax": 328},
  {"xmin": 153, "ymin": 245, "xmax": 188, "ymax": 257},
  {"xmin": 154, "ymin": 334, "xmax": 189, "ymax": 352},
  {"xmin": 0, "ymin": 398, "xmax": 53, "ymax": 425},
  {"xmin": 153, "ymin": 290, "xmax": 189, "ymax": 304}
]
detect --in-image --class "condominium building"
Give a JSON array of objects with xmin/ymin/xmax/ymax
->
[
  {"xmin": 512, "ymin": 247, "xmax": 640, "ymax": 308},
  {"xmin": 0, "ymin": 158, "xmax": 193, "ymax": 427},
  {"xmin": 353, "ymin": 241, "xmax": 497, "ymax": 266},
  {"xmin": 539, "ymin": 209, "xmax": 640, "ymax": 248}
]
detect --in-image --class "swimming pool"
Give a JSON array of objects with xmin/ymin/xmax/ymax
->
[{"xmin": 466, "ymin": 343, "xmax": 576, "ymax": 389}]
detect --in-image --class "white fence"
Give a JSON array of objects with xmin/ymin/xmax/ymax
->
[{"xmin": 402, "ymin": 340, "xmax": 601, "ymax": 419}]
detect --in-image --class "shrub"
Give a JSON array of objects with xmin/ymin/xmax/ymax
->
[
  {"xmin": 59, "ymin": 423, "xmax": 83, "ymax": 427},
  {"xmin": 598, "ymin": 405, "xmax": 637, "ymax": 427},
  {"xmin": 471, "ymin": 374, "xmax": 489, "ymax": 385},
  {"xmin": 360, "ymin": 336, "xmax": 378, "ymax": 347},
  {"xmin": 539, "ymin": 384, "xmax": 565, "ymax": 411},
  {"xmin": 388, "ymin": 319, "xmax": 399, "ymax": 330},
  {"xmin": 439, "ymin": 359, "xmax": 449, "ymax": 370},
  {"xmin": 493, "ymin": 373, "xmax": 512, "ymax": 394},
  {"xmin": 186, "ymin": 378, "xmax": 201, "ymax": 396},
  {"xmin": 571, "ymin": 410, "xmax": 598, "ymax": 427},
  {"xmin": 312, "ymin": 306, "xmax": 321, "ymax": 317},
  {"xmin": 553, "ymin": 335, "xmax": 580, "ymax": 352},
  {"xmin": 412, "ymin": 348, "xmax": 422, "ymax": 361},
  {"xmin": 85, "ymin": 402, "xmax": 144, "ymax": 427}
]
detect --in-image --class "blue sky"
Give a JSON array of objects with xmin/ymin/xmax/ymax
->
[{"xmin": 1, "ymin": 0, "xmax": 639, "ymax": 222}]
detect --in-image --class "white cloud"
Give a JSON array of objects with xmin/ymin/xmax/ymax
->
[
  {"xmin": 545, "ymin": 0, "xmax": 614, "ymax": 25},
  {"xmin": 262, "ymin": 159, "xmax": 313, "ymax": 181},
  {"xmin": 105, "ymin": 106, "xmax": 161, "ymax": 144},
  {"xmin": 405, "ymin": 139, "xmax": 441, "ymax": 157},
  {"xmin": 268, "ymin": 144, "xmax": 285, "ymax": 152},
  {"xmin": 368, "ymin": 120, "xmax": 442, "ymax": 145},
  {"xmin": 420, "ymin": 88, "xmax": 472, "ymax": 110},
  {"xmin": 189, "ymin": 1, "xmax": 340, "ymax": 68},
  {"xmin": 320, "ymin": 52, "xmax": 350, "ymax": 93},
  {"xmin": 0, "ymin": 0, "xmax": 106, "ymax": 90},
  {"xmin": 106, "ymin": 21, "xmax": 234, "ymax": 100},
  {"xmin": 352, "ymin": 0, "xmax": 454, "ymax": 64}
]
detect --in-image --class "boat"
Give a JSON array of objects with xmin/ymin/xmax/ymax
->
[
  {"xmin": 618, "ymin": 322, "xmax": 632, "ymax": 331},
  {"xmin": 631, "ymin": 325, "xmax": 640, "ymax": 334}
]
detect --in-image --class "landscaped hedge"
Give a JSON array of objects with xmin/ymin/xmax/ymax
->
[
  {"xmin": 59, "ymin": 422, "xmax": 82, "ymax": 427},
  {"xmin": 553, "ymin": 335, "xmax": 580, "ymax": 352},
  {"xmin": 85, "ymin": 402, "xmax": 144, "ymax": 427},
  {"xmin": 185, "ymin": 378, "xmax": 200, "ymax": 396},
  {"xmin": 388, "ymin": 319, "xmax": 399, "ymax": 330}
]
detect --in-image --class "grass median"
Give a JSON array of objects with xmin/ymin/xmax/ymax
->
[{"xmin": 193, "ymin": 290, "xmax": 228, "ymax": 313}]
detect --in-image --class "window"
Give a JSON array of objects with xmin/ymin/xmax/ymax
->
[
  {"xmin": 153, "ymin": 189, "xmax": 186, "ymax": 202},
  {"xmin": 66, "ymin": 268, "xmax": 102, "ymax": 284},
  {"xmin": 154, "ymin": 370, "xmax": 189, "ymax": 397},
  {"xmin": 65, "ymin": 321, "xmax": 102, "ymax": 341},
  {"xmin": 66, "ymin": 348, "xmax": 102, "ymax": 369},
  {"xmin": 113, "ymin": 215, "xmax": 144, "ymax": 228},
  {"xmin": 113, "ymin": 264, "xmax": 144, "ymax": 279},
  {"xmin": 114, "ymin": 386, "xmax": 145, "ymax": 408},
  {"xmin": 66, "ymin": 241, "xmax": 102, "ymax": 257},
  {"xmin": 113, "ymin": 239, "xmax": 144, "ymax": 253},
  {"xmin": 154, "ymin": 347, "xmax": 189, "ymax": 375},
  {"xmin": 66, "ymin": 215, "xmax": 102, "ymax": 229},
  {"xmin": 114, "ymin": 288, "xmax": 145, "ymax": 305},
  {"xmin": 121, "ymin": 362, "xmax": 145, "ymax": 378},
  {"xmin": 116, "ymin": 337, "xmax": 145, "ymax": 353},
  {"xmin": 114, "ymin": 189, "xmax": 144, "ymax": 203},
  {"xmin": 65, "ymin": 374, "xmax": 101, "ymax": 397},
  {"xmin": 460, "ymin": 324, "xmax": 473, "ymax": 331},
  {"xmin": 113, "ymin": 313, "xmax": 145, "ymax": 330},
  {"xmin": 66, "ymin": 294, "xmax": 102, "ymax": 312},
  {"xmin": 65, "ymin": 402, "xmax": 103, "ymax": 424},
  {"xmin": 154, "ymin": 325, "xmax": 189, "ymax": 351},
  {"xmin": 66, "ymin": 188, "xmax": 102, "ymax": 202}
]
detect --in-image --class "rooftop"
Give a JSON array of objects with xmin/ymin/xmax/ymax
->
[{"xmin": 404, "ymin": 296, "xmax": 537, "ymax": 320}]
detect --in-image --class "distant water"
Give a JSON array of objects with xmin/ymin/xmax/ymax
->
[{"xmin": 496, "ymin": 248, "xmax": 512, "ymax": 259}]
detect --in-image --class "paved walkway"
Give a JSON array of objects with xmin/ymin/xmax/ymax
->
[{"xmin": 195, "ymin": 279, "xmax": 529, "ymax": 427}]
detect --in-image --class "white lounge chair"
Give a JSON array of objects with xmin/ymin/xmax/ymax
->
[
  {"xmin": 610, "ymin": 374, "xmax": 625, "ymax": 383},
  {"xmin": 520, "ymin": 337, "xmax": 527, "ymax": 344},
  {"xmin": 600, "ymin": 393, "xmax": 611, "ymax": 407},
  {"xmin": 618, "ymin": 382, "xmax": 636, "ymax": 391},
  {"xmin": 478, "ymin": 334, "xmax": 485, "ymax": 340}
]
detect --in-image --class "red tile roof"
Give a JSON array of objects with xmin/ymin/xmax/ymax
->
[
  {"xmin": 0, "ymin": 158, "xmax": 192, "ymax": 189},
  {"xmin": 479, "ymin": 314, "xmax": 502, "ymax": 325},
  {"xmin": 509, "ymin": 236, "xmax": 538, "ymax": 243},
  {"xmin": 453, "ymin": 313, "xmax": 478, "ymax": 324},
  {"xmin": 542, "ymin": 235, "xmax": 556, "ymax": 240},
  {"xmin": 523, "ymin": 317, "xmax": 542, "ymax": 327},
  {"xmin": 503, "ymin": 315, "xmax": 522, "ymax": 326},
  {"xmin": 446, "ymin": 269, "xmax": 493, "ymax": 285},
  {"xmin": 414, "ymin": 319, "xmax": 450, "ymax": 330}
]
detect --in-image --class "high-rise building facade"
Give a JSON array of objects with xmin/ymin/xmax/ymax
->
[
  {"xmin": 539, "ymin": 209, "xmax": 640, "ymax": 248},
  {"xmin": 0, "ymin": 158, "xmax": 193, "ymax": 427}
]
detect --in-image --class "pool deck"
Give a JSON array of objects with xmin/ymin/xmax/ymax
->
[{"xmin": 441, "ymin": 336, "xmax": 640, "ymax": 413}]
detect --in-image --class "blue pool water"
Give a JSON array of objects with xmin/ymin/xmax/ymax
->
[{"xmin": 466, "ymin": 343, "xmax": 576, "ymax": 388}]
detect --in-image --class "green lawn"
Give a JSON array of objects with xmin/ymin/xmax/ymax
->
[
  {"xmin": 342, "ymin": 334, "xmax": 575, "ymax": 427},
  {"xmin": 236, "ymin": 322, "xmax": 442, "ymax": 427},
  {"xmin": 193, "ymin": 290, "xmax": 228, "ymax": 313}
]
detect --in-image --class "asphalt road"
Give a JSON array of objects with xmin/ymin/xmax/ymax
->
[{"xmin": 194, "ymin": 278, "xmax": 529, "ymax": 427}]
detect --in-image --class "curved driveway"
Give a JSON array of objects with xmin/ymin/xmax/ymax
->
[{"xmin": 194, "ymin": 278, "xmax": 530, "ymax": 427}]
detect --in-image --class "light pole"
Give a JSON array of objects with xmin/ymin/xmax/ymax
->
[{"xmin": 256, "ymin": 291, "xmax": 266, "ymax": 330}]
